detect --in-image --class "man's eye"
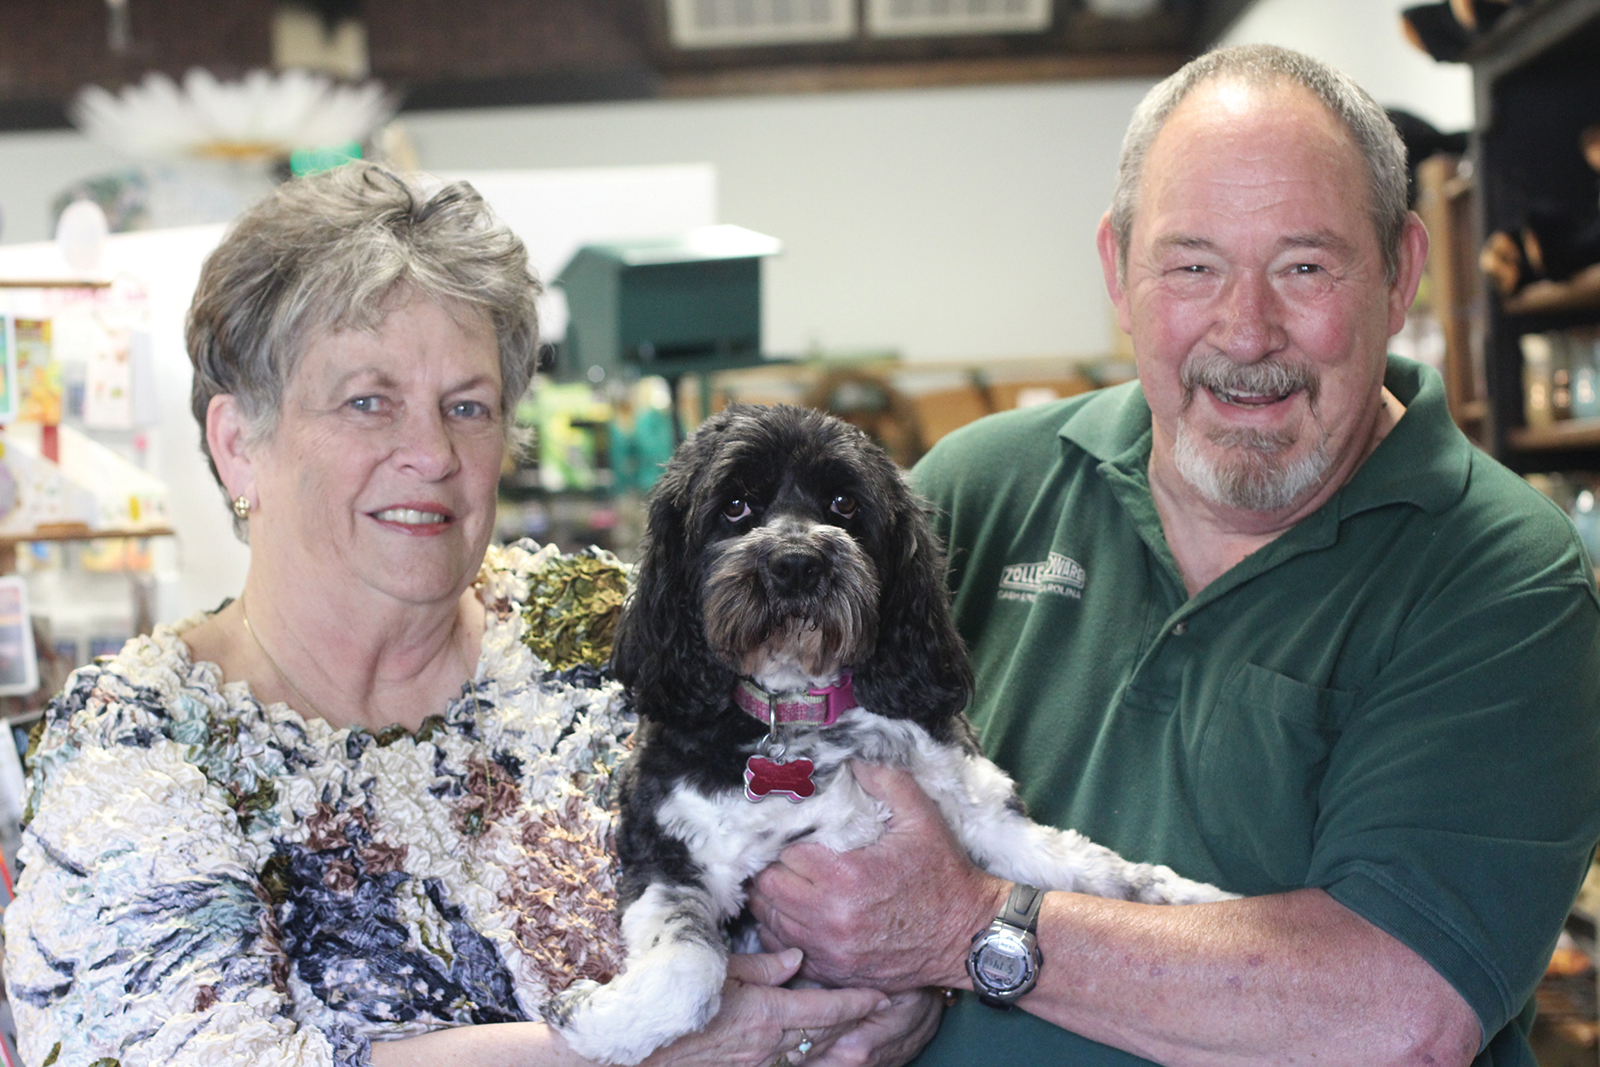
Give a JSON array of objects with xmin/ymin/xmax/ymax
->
[
  {"xmin": 723, "ymin": 499, "xmax": 751, "ymax": 521},
  {"xmin": 1290, "ymin": 263, "xmax": 1324, "ymax": 275},
  {"xmin": 830, "ymin": 495, "xmax": 857, "ymax": 518}
]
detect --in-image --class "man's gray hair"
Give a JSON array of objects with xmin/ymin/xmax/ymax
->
[
  {"xmin": 1109, "ymin": 43, "xmax": 1410, "ymax": 283},
  {"xmin": 187, "ymin": 162, "xmax": 541, "ymax": 536}
]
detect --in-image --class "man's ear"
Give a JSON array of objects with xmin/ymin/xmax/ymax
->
[
  {"xmin": 1388, "ymin": 212, "xmax": 1431, "ymax": 336},
  {"xmin": 1096, "ymin": 212, "xmax": 1134, "ymax": 336},
  {"xmin": 206, "ymin": 394, "xmax": 256, "ymax": 506}
]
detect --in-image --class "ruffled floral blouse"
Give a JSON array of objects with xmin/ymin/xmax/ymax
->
[{"xmin": 2, "ymin": 542, "xmax": 633, "ymax": 1067}]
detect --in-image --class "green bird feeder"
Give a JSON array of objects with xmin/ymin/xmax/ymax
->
[{"xmin": 553, "ymin": 224, "xmax": 783, "ymax": 388}]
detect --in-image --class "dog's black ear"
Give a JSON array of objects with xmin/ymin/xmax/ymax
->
[
  {"xmin": 611, "ymin": 420, "xmax": 736, "ymax": 726},
  {"xmin": 853, "ymin": 480, "xmax": 974, "ymax": 744}
]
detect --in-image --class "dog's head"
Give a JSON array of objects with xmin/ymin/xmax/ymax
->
[{"xmin": 612, "ymin": 404, "xmax": 972, "ymax": 741}]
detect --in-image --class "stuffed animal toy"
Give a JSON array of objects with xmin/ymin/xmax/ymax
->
[
  {"xmin": 1400, "ymin": 0, "xmax": 1532, "ymax": 62},
  {"xmin": 1480, "ymin": 125, "xmax": 1600, "ymax": 298}
]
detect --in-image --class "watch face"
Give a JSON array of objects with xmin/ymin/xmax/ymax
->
[{"xmin": 973, "ymin": 933, "xmax": 1033, "ymax": 993}]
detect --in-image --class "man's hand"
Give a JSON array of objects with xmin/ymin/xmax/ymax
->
[
  {"xmin": 808, "ymin": 989, "xmax": 945, "ymax": 1067},
  {"xmin": 747, "ymin": 760, "xmax": 1008, "ymax": 992}
]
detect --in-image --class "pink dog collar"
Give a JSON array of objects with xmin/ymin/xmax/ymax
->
[{"xmin": 735, "ymin": 672, "xmax": 856, "ymax": 728}]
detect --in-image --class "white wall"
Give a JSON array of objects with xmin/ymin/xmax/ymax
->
[
  {"xmin": 1, "ymin": 80, "xmax": 1154, "ymax": 365},
  {"xmin": 0, "ymin": 130, "xmax": 125, "ymax": 247},
  {"xmin": 0, "ymin": 0, "xmax": 1476, "ymax": 367},
  {"xmin": 1219, "ymin": 0, "xmax": 1474, "ymax": 131},
  {"xmin": 403, "ymin": 79, "xmax": 1154, "ymax": 364}
]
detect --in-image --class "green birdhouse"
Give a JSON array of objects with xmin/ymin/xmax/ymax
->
[{"xmin": 553, "ymin": 225, "xmax": 782, "ymax": 385}]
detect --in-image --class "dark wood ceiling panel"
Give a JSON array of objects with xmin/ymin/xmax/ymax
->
[
  {"xmin": 366, "ymin": 0, "xmax": 651, "ymax": 83},
  {"xmin": 0, "ymin": 0, "xmax": 272, "ymax": 125}
]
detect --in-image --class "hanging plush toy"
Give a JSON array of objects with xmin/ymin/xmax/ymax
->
[
  {"xmin": 1480, "ymin": 125, "xmax": 1600, "ymax": 297},
  {"xmin": 1400, "ymin": 0, "xmax": 1533, "ymax": 62}
]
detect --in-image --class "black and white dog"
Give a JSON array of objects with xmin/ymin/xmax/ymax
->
[{"xmin": 544, "ymin": 404, "xmax": 1233, "ymax": 1064}]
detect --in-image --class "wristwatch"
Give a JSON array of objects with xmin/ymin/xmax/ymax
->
[{"xmin": 966, "ymin": 882, "xmax": 1045, "ymax": 1009}]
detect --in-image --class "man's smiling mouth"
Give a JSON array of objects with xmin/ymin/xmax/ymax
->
[
  {"xmin": 1208, "ymin": 386, "xmax": 1297, "ymax": 408},
  {"xmin": 1182, "ymin": 353, "xmax": 1320, "ymax": 412}
]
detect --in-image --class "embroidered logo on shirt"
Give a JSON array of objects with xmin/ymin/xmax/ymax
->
[{"xmin": 998, "ymin": 552, "xmax": 1086, "ymax": 602}]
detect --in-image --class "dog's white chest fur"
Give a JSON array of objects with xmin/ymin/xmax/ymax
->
[{"xmin": 654, "ymin": 709, "xmax": 894, "ymax": 917}]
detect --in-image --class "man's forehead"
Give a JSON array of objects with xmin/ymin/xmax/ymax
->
[
  {"xmin": 1132, "ymin": 78, "xmax": 1372, "ymax": 231},
  {"xmin": 1152, "ymin": 77, "xmax": 1351, "ymax": 159}
]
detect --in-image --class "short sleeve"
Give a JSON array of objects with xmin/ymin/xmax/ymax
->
[{"xmin": 1311, "ymin": 516, "xmax": 1600, "ymax": 1044}]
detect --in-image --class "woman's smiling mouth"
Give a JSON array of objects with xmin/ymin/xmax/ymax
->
[{"xmin": 371, "ymin": 507, "xmax": 451, "ymax": 526}]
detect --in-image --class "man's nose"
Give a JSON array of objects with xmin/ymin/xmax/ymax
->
[{"xmin": 1209, "ymin": 271, "xmax": 1287, "ymax": 361}]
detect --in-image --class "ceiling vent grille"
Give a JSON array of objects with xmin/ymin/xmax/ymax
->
[
  {"xmin": 864, "ymin": 0, "xmax": 1053, "ymax": 37},
  {"xmin": 665, "ymin": 0, "xmax": 858, "ymax": 48}
]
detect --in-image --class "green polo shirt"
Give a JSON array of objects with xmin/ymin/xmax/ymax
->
[{"xmin": 909, "ymin": 357, "xmax": 1600, "ymax": 1067}]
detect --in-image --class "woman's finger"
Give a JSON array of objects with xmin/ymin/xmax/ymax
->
[
  {"xmin": 744, "ymin": 981, "xmax": 891, "ymax": 1032},
  {"xmin": 725, "ymin": 947, "xmax": 805, "ymax": 987}
]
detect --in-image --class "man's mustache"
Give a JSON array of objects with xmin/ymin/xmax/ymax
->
[{"xmin": 1180, "ymin": 353, "xmax": 1320, "ymax": 409}]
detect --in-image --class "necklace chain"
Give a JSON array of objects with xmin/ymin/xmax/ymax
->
[{"xmin": 239, "ymin": 593, "xmax": 482, "ymax": 726}]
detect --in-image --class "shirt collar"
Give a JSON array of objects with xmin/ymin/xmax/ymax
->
[{"xmin": 1056, "ymin": 355, "xmax": 1472, "ymax": 518}]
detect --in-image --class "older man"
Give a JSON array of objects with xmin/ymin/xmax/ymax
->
[{"xmin": 750, "ymin": 45, "xmax": 1600, "ymax": 1067}]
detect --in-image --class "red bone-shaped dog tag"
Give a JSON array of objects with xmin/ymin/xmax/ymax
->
[{"xmin": 744, "ymin": 755, "xmax": 816, "ymax": 802}]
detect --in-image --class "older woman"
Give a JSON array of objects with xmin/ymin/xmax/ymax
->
[{"xmin": 2, "ymin": 164, "xmax": 936, "ymax": 1067}]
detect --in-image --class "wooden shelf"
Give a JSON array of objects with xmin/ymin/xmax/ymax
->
[
  {"xmin": 0, "ymin": 279, "xmax": 110, "ymax": 289},
  {"xmin": 0, "ymin": 524, "xmax": 172, "ymax": 545},
  {"xmin": 0, "ymin": 525, "xmax": 174, "ymax": 574},
  {"xmin": 1508, "ymin": 418, "xmax": 1600, "ymax": 451}
]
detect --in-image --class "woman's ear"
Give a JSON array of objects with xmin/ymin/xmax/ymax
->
[{"xmin": 206, "ymin": 394, "xmax": 256, "ymax": 505}]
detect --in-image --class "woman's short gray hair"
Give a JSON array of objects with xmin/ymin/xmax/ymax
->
[
  {"xmin": 187, "ymin": 162, "xmax": 541, "ymax": 535},
  {"xmin": 1109, "ymin": 44, "xmax": 1409, "ymax": 284}
]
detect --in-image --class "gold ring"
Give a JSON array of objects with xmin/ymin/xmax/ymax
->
[{"xmin": 795, "ymin": 1030, "xmax": 814, "ymax": 1057}]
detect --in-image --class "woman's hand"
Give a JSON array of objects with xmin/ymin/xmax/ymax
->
[{"xmin": 644, "ymin": 948, "xmax": 890, "ymax": 1067}]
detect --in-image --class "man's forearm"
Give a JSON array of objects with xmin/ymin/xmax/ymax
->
[
  {"xmin": 977, "ymin": 887, "xmax": 1480, "ymax": 1067},
  {"xmin": 750, "ymin": 766, "xmax": 1484, "ymax": 1067}
]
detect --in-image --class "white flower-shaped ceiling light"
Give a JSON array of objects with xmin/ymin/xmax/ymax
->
[{"xmin": 71, "ymin": 67, "xmax": 395, "ymax": 162}]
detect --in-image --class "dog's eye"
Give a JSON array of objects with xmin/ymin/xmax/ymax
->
[
  {"xmin": 722, "ymin": 499, "xmax": 751, "ymax": 522},
  {"xmin": 830, "ymin": 495, "xmax": 858, "ymax": 518}
]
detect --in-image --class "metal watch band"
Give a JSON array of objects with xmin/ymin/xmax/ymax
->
[{"xmin": 999, "ymin": 882, "xmax": 1044, "ymax": 932}]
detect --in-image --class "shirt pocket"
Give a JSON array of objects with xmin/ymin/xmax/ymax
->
[{"xmin": 1195, "ymin": 662, "xmax": 1355, "ymax": 889}]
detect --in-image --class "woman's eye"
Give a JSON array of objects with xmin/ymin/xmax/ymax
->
[
  {"xmin": 723, "ymin": 499, "xmax": 751, "ymax": 522},
  {"xmin": 349, "ymin": 395, "xmax": 382, "ymax": 413},
  {"xmin": 449, "ymin": 399, "xmax": 492, "ymax": 419},
  {"xmin": 830, "ymin": 495, "xmax": 857, "ymax": 518}
]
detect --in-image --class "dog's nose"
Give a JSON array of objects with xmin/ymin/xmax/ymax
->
[{"xmin": 766, "ymin": 550, "xmax": 825, "ymax": 596}]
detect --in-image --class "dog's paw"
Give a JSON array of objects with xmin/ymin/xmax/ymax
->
[
  {"xmin": 543, "ymin": 956, "xmax": 725, "ymax": 1065},
  {"xmin": 541, "ymin": 979, "xmax": 601, "ymax": 1030},
  {"xmin": 1133, "ymin": 865, "xmax": 1240, "ymax": 905},
  {"xmin": 545, "ymin": 980, "xmax": 665, "ymax": 1066}
]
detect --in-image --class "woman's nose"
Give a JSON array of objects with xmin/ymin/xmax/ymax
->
[{"xmin": 394, "ymin": 408, "xmax": 460, "ymax": 479}]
